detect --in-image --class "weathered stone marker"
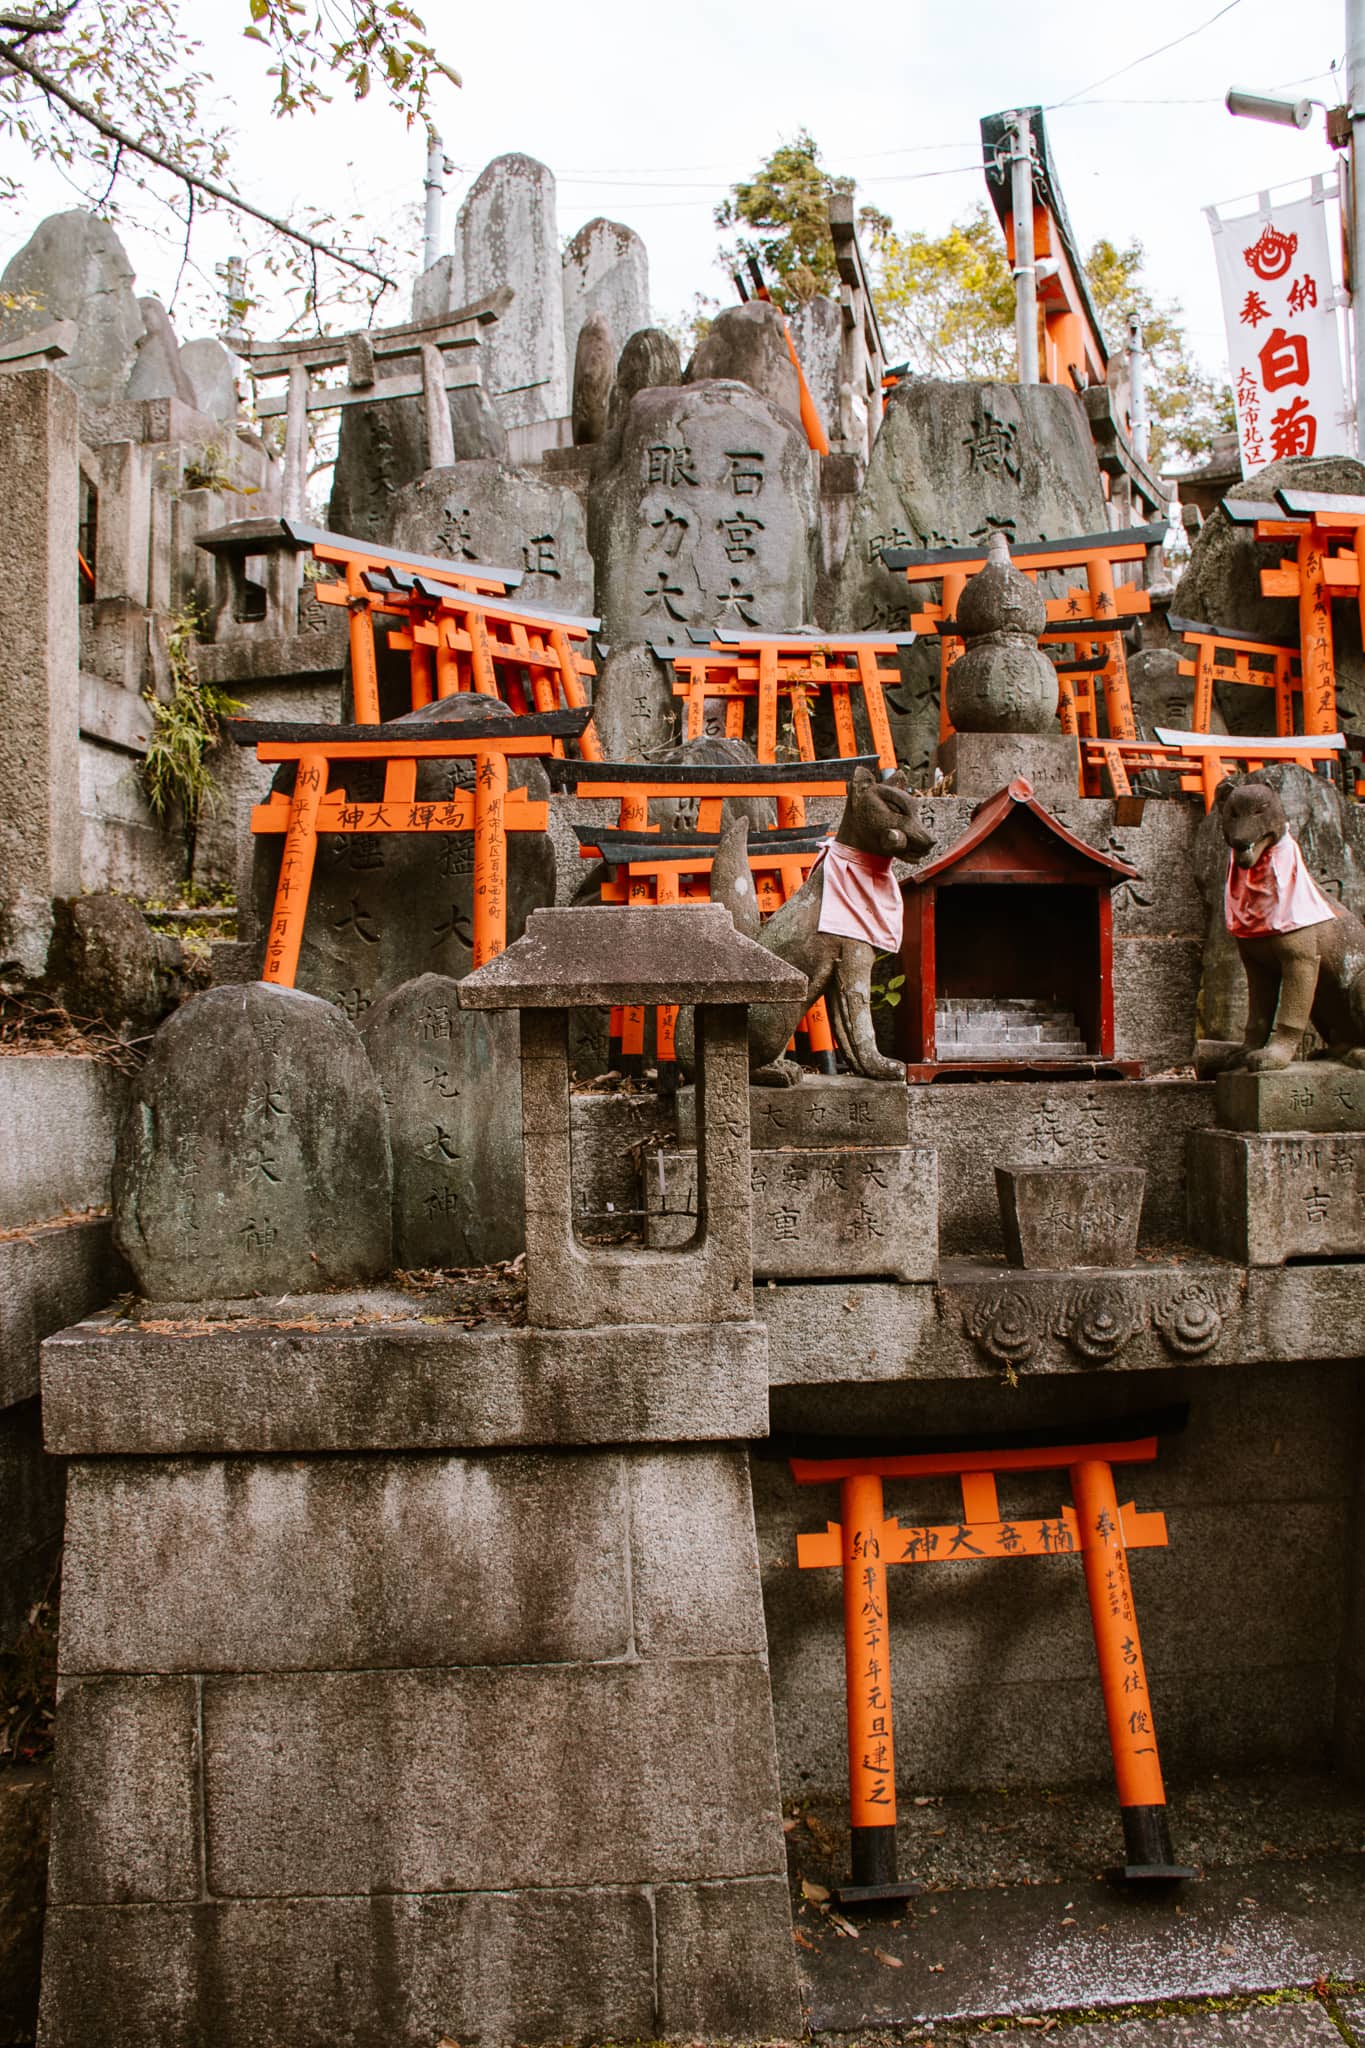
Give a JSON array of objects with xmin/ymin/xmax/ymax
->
[
  {"xmin": 112, "ymin": 981, "xmax": 392, "ymax": 1297},
  {"xmin": 360, "ymin": 972, "xmax": 524, "ymax": 1267}
]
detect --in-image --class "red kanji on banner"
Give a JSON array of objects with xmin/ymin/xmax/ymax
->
[
  {"xmin": 1259, "ymin": 327, "xmax": 1310, "ymax": 391},
  {"xmin": 1287, "ymin": 274, "xmax": 1319, "ymax": 314},
  {"xmin": 1243, "ymin": 224, "xmax": 1298, "ymax": 281},
  {"xmin": 1270, "ymin": 394, "xmax": 1317, "ymax": 458},
  {"xmin": 1240, "ymin": 290, "xmax": 1270, "ymax": 326}
]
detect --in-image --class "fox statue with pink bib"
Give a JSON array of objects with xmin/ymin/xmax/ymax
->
[
  {"xmin": 1218, "ymin": 772, "xmax": 1365, "ymax": 1072},
  {"xmin": 703, "ymin": 764, "xmax": 933, "ymax": 1087}
]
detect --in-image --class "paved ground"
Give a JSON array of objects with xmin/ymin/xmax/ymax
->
[{"xmin": 783, "ymin": 1769, "xmax": 1365, "ymax": 2047}]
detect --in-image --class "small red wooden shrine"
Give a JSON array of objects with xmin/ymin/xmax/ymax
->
[{"xmin": 896, "ymin": 776, "xmax": 1141, "ymax": 1082}]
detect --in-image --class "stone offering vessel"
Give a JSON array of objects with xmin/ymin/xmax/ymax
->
[{"xmin": 946, "ymin": 529, "xmax": 1058, "ymax": 734}]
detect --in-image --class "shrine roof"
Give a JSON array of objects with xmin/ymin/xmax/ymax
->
[
  {"xmin": 906, "ymin": 777, "xmax": 1140, "ymax": 886},
  {"xmin": 459, "ymin": 905, "xmax": 808, "ymax": 1010}
]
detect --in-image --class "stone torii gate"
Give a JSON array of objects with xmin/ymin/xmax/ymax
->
[{"xmin": 239, "ymin": 288, "xmax": 511, "ymax": 520}]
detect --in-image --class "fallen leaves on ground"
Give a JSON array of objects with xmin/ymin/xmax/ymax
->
[
  {"xmin": 873, "ymin": 1948, "xmax": 903, "ymax": 1969},
  {"xmin": 800, "ymin": 1877, "xmax": 830, "ymax": 1904}
]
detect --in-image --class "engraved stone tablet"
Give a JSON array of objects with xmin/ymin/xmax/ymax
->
[{"xmin": 645, "ymin": 1143, "xmax": 936, "ymax": 1283}]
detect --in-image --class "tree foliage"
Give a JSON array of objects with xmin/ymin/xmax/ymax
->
[
  {"xmin": 1083, "ymin": 234, "xmax": 1235, "ymax": 466},
  {"xmin": 715, "ymin": 137, "xmax": 1233, "ymax": 466},
  {"xmin": 869, "ymin": 204, "xmax": 1016, "ymax": 382},
  {"xmin": 715, "ymin": 128, "xmax": 877, "ymax": 309},
  {"xmin": 0, "ymin": 2, "xmax": 459, "ymax": 324}
]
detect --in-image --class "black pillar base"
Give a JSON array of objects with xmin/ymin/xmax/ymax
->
[
  {"xmin": 1108, "ymin": 1803, "xmax": 1199, "ymax": 1883},
  {"xmin": 833, "ymin": 1823, "xmax": 923, "ymax": 1909}
]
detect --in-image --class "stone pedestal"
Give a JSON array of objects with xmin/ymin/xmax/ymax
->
[
  {"xmin": 1187, "ymin": 1127, "xmax": 1365, "ymax": 1264},
  {"xmin": 38, "ymin": 1313, "xmax": 799, "ymax": 2048},
  {"xmin": 996, "ymin": 1164, "xmax": 1145, "ymax": 1270},
  {"xmin": 646, "ymin": 1142, "xmax": 937, "ymax": 1282},
  {"xmin": 936, "ymin": 729, "xmax": 1081, "ymax": 802},
  {"xmin": 1215, "ymin": 1062, "xmax": 1365, "ymax": 1134}
]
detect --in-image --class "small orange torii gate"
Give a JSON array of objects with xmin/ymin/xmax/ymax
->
[
  {"xmin": 658, "ymin": 630, "xmax": 907, "ymax": 772},
  {"xmin": 1081, "ymin": 730, "xmax": 1345, "ymax": 809},
  {"xmin": 1221, "ymin": 485, "xmax": 1365, "ymax": 739},
  {"xmin": 233, "ymin": 707, "xmax": 589, "ymax": 984},
  {"xmin": 549, "ymin": 754, "xmax": 879, "ymax": 1081},
  {"xmin": 1169, "ymin": 613, "xmax": 1303, "ymax": 737},
  {"xmin": 362, "ymin": 568, "xmax": 601, "ymax": 755},
  {"xmin": 883, "ymin": 525, "xmax": 1167, "ymax": 783},
  {"xmin": 781, "ymin": 1407, "xmax": 1195, "ymax": 1904},
  {"xmin": 281, "ymin": 517, "xmax": 522, "ymax": 723}
]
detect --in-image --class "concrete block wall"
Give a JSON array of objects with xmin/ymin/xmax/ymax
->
[
  {"xmin": 40, "ymin": 1445, "xmax": 801, "ymax": 2045},
  {"xmin": 758, "ymin": 1361, "xmax": 1361, "ymax": 1804}
]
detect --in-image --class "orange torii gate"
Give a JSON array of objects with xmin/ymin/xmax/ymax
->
[
  {"xmin": 658, "ymin": 630, "xmax": 909, "ymax": 772},
  {"xmin": 1220, "ymin": 487, "xmax": 1365, "ymax": 737},
  {"xmin": 883, "ymin": 524, "xmax": 1167, "ymax": 766},
  {"xmin": 1082, "ymin": 729, "xmax": 1345, "ymax": 809},
  {"xmin": 281, "ymin": 516, "xmax": 523, "ymax": 725},
  {"xmin": 783, "ymin": 1408, "xmax": 1195, "ymax": 1905},
  {"xmin": 233, "ymin": 707, "xmax": 589, "ymax": 984},
  {"xmin": 1169, "ymin": 613, "xmax": 1303, "ymax": 736},
  {"xmin": 361, "ymin": 568, "xmax": 601, "ymax": 756},
  {"xmin": 549, "ymin": 754, "xmax": 879, "ymax": 1080},
  {"xmin": 573, "ymin": 820, "xmax": 833, "ymax": 1089}
]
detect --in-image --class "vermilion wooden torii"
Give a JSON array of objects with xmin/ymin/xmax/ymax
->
[
  {"xmin": 1082, "ymin": 730, "xmax": 1346, "ymax": 811},
  {"xmin": 884, "ymin": 525, "xmax": 1168, "ymax": 763},
  {"xmin": 281, "ymin": 516, "xmax": 523, "ymax": 724},
  {"xmin": 784, "ymin": 1409, "xmax": 1195, "ymax": 1906},
  {"xmin": 233, "ymin": 707, "xmax": 589, "ymax": 984},
  {"xmin": 362, "ymin": 569, "xmax": 602, "ymax": 755},
  {"xmin": 573, "ymin": 819, "xmax": 834, "ymax": 1088},
  {"xmin": 658, "ymin": 630, "xmax": 910, "ymax": 772},
  {"xmin": 549, "ymin": 755, "xmax": 879, "ymax": 1080},
  {"xmin": 1221, "ymin": 487, "xmax": 1365, "ymax": 740},
  {"xmin": 1170, "ymin": 614, "xmax": 1303, "ymax": 738}
]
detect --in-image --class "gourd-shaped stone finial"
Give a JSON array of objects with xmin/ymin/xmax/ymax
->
[{"xmin": 945, "ymin": 530, "xmax": 1059, "ymax": 735}]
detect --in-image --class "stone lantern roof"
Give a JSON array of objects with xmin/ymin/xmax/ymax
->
[{"xmin": 458, "ymin": 904, "xmax": 808, "ymax": 1010}]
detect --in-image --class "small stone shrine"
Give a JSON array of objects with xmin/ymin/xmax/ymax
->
[{"xmin": 897, "ymin": 777, "xmax": 1140, "ymax": 1080}]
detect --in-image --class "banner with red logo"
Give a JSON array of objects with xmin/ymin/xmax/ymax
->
[{"xmin": 1207, "ymin": 177, "xmax": 1350, "ymax": 478}]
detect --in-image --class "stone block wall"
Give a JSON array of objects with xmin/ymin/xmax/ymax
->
[
  {"xmin": 758, "ymin": 1361, "xmax": 1361, "ymax": 1804},
  {"xmin": 40, "ymin": 1438, "xmax": 800, "ymax": 2045}
]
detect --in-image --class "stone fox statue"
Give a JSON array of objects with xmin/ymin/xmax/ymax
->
[
  {"xmin": 1219, "ymin": 774, "xmax": 1365, "ymax": 1071},
  {"xmin": 703, "ymin": 765, "xmax": 933, "ymax": 1085}
]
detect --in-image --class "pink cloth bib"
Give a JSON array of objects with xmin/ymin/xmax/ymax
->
[
  {"xmin": 1224, "ymin": 832, "xmax": 1336, "ymax": 937},
  {"xmin": 816, "ymin": 839, "xmax": 904, "ymax": 952}
]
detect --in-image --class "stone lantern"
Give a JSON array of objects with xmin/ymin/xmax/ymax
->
[{"xmin": 937, "ymin": 531, "xmax": 1080, "ymax": 801}]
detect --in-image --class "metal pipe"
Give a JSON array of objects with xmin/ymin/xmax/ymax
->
[
  {"xmin": 1009, "ymin": 110, "xmax": 1039, "ymax": 385},
  {"xmin": 423, "ymin": 126, "xmax": 445, "ymax": 272},
  {"xmin": 1349, "ymin": 0, "xmax": 1365, "ymax": 454}
]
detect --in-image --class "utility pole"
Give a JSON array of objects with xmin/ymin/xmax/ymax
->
[
  {"xmin": 1127, "ymin": 313, "xmax": 1149, "ymax": 463},
  {"xmin": 423, "ymin": 126, "xmax": 447, "ymax": 273},
  {"xmin": 1349, "ymin": 0, "xmax": 1365, "ymax": 452},
  {"xmin": 1008, "ymin": 110, "xmax": 1039, "ymax": 385}
]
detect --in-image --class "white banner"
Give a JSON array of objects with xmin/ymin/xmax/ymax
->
[{"xmin": 1208, "ymin": 180, "xmax": 1350, "ymax": 478}]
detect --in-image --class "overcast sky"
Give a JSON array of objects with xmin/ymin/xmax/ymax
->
[{"xmin": 0, "ymin": 0, "xmax": 1349, "ymax": 380}]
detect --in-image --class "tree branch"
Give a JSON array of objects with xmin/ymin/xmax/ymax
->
[{"xmin": 0, "ymin": 38, "xmax": 396, "ymax": 289}]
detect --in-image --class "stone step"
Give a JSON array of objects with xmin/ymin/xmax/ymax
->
[{"xmin": 937, "ymin": 1040, "xmax": 1089, "ymax": 1061}]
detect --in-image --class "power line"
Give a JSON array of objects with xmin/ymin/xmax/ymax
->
[{"xmin": 1046, "ymin": 0, "xmax": 1244, "ymax": 110}]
